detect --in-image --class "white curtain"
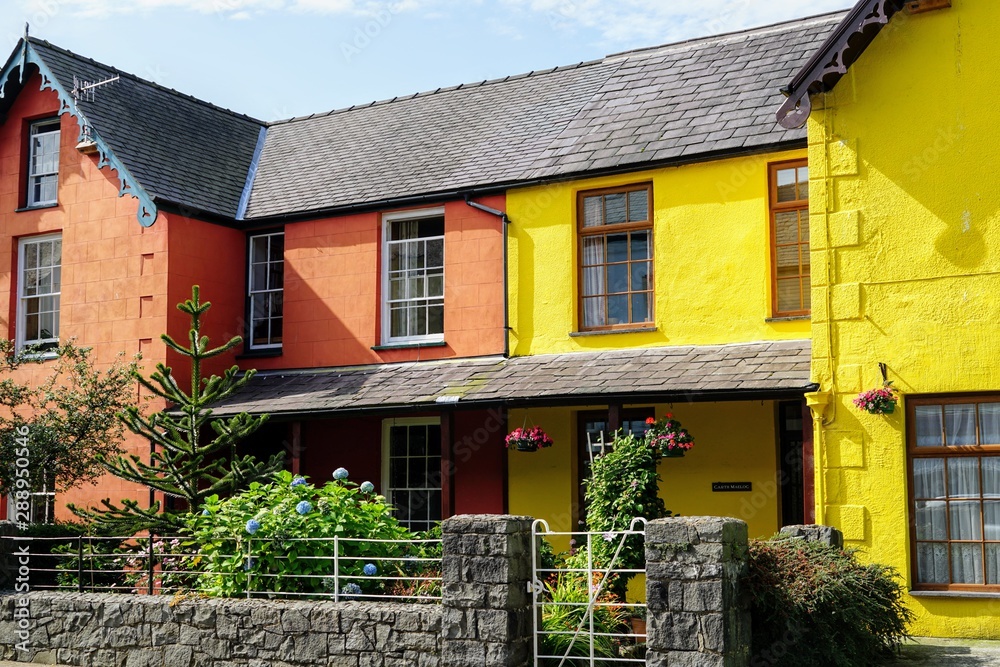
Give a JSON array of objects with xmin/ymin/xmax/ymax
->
[
  {"xmin": 945, "ymin": 404, "xmax": 977, "ymax": 446},
  {"xmin": 915, "ymin": 406, "xmax": 944, "ymax": 447},
  {"xmin": 948, "ymin": 458, "xmax": 980, "ymax": 497},
  {"xmin": 915, "ymin": 501, "xmax": 947, "ymax": 541},
  {"xmin": 987, "ymin": 544, "xmax": 1000, "ymax": 585},
  {"xmin": 913, "ymin": 458, "xmax": 945, "ymax": 499},
  {"xmin": 582, "ymin": 237, "xmax": 605, "ymax": 327},
  {"xmin": 917, "ymin": 543, "xmax": 949, "ymax": 584},
  {"xmin": 985, "ymin": 458, "xmax": 1000, "ymax": 498},
  {"xmin": 980, "ymin": 405, "xmax": 1000, "ymax": 444},
  {"xmin": 952, "ymin": 543, "xmax": 984, "ymax": 584}
]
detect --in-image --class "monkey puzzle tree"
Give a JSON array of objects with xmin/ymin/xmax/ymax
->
[{"xmin": 71, "ymin": 286, "xmax": 284, "ymax": 535}]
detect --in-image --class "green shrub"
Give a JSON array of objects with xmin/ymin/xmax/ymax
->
[
  {"xmin": 745, "ymin": 537, "xmax": 913, "ymax": 667},
  {"xmin": 186, "ymin": 470, "xmax": 418, "ymax": 598},
  {"xmin": 540, "ymin": 571, "xmax": 632, "ymax": 666}
]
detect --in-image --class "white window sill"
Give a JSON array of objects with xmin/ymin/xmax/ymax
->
[
  {"xmin": 569, "ymin": 327, "xmax": 657, "ymax": 338},
  {"xmin": 909, "ymin": 590, "xmax": 1000, "ymax": 599},
  {"xmin": 373, "ymin": 340, "xmax": 447, "ymax": 351}
]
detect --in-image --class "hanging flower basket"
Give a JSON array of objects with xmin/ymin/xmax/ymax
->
[
  {"xmin": 644, "ymin": 414, "xmax": 694, "ymax": 458},
  {"xmin": 854, "ymin": 382, "xmax": 899, "ymax": 415},
  {"xmin": 505, "ymin": 426, "xmax": 554, "ymax": 452}
]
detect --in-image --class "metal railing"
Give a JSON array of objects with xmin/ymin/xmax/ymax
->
[
  {"xmin": 530, "ymin": 518, "xmax": 647, "ymax": 667},
  {"xmin": 2, "ymin": 534, "xmax": 442, "ymax": 603}
]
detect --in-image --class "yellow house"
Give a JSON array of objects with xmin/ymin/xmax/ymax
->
[
  {"xmin": 777, "ymin": 0, "xmax": 1000, "ymax": 639},
  {"xmin": 502, "ymin": 12, "xmax": 844, "ymax": 545}
]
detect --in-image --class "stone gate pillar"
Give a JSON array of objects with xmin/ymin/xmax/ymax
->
[
  {"xmin": 645, "ymin": 516, "xmax": 751, "ymax": 667},
  {"xmin": 441, "ymin": 514, "xmax": 533, "ymax": 667}
]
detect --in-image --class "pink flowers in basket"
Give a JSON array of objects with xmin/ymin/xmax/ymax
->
[
  {"xmin": 644, "ymin": 414, "xmax": 694, "ymax": 457},
  {"xmin": 854, "ymin": 382, "xmax": 899, "ymax": 415},
  {"xmin": 505, "ymin": 426, "xmax": 554, "ymax": 452}
]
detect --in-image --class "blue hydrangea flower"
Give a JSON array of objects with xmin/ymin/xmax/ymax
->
[
  {"xmin": 333, "ymin": 467, "xmax": 349, "ymax": 481},
  {"xmin": 201, "ymin": 509, "xmax": 210, "ymax": 516},
  {"xmin": 245, "ymin": 519, "xmax": 261, "ymax": 535},
  {"xmin": 243, "ymin": 557, "xmax": 255, "ymax": 572},
  {"xmin": 363, "ymin": 563, "xmax": 377, "ymax": 576},
  {"xmin": 296, "ymin": 501, "xmax": 313, "ymax": 515},
  {"xmin": 360, "ymin": 481, "xmax": 375, "ymax": 494},
  {"xmin": 342, "ymin": 583, "xmax": 362, "ymax": 599},
  {"xmin": 290, "ymin": 476, "xmax": 307, "ymax": 488}
]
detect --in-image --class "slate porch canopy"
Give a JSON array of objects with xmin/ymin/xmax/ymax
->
[{"xmin": 209, "ymin": 340, "xmax": 815, "ymax": 419}]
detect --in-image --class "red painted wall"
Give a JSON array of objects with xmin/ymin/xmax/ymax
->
[
  {"xmin": 0, "ymin": 71, "xmax": 168, "ymax": 522},
  {"xmin": 251, "ymin": 197, "xmax": 506, "ymax": 372},
  {"xmin": 453, "ymin": 409, "xmax": 506, "ymax": 515},
  {"xmin": 302, "ymin": 417, "xmax": 383, "ymax": 489}
]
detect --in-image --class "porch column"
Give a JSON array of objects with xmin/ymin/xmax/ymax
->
[
  {"xmin": 289, "ymin": 421, "xmax": 302, "ymax": 476},
  {"xmin": 441, "ymin": 410, "xmax": 456, "ymax": 518}
]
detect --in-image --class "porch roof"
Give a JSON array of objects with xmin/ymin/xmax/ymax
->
[
  {"xmin": 214, "ymin": 340, "xmax": 815, "ymax": 416},
  {"xmin": 210, "ymin": 340, "xmax": 814, "ymax": 418}
]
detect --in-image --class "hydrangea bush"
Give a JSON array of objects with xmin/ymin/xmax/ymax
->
[{"xmin": 187, "ymin": 470, "xmax": 414, "ymax": 598}]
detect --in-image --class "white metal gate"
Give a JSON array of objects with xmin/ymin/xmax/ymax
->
[{"xmin": 530, "ymin": 518, "xmax": 647, "ymax": 666}]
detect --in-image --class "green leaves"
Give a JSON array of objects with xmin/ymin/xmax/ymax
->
[{"xmin": 78, "ymin": 286, "xmax": 282, "ymax": 535}]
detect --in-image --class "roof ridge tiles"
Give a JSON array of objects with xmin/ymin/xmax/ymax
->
[
  {"xmin": 266, "ymin": 57, "xmax": 608, "ymax": 126},
  {"xmin": 27, "ymin": 37, "xmax": 266, "ymax": 127}
]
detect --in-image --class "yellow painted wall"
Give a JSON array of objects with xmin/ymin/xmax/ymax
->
[
  {"xmin": 507, "ymin": 401, "xmax": 783, "ymax": 552},
  {"xmin": 506, "ymin": 151, "xmax": 811, "ymax": 356},
  {"xmin": 808, "ymin": 0, "xmax": 1000, "ymax": 638}
]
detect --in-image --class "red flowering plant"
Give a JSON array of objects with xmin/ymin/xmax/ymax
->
[
  {"xmin": 644, "ymin": 413, "xmax": 694, "ymax": 457},
  {"xmin": 854, "ymin": 382, "xmax": 898, "ymax": 415},
  {"xmin": 505, "ymin": 426, "xmax": 554, "ymax": 452}
]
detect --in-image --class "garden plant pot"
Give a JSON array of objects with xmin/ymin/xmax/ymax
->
[
  {"xmin": 662, "ymin": 449, "xmax": 685, "ymax": 458},
  {"xmin": 630, "ymin": 617, "xmax": 646, "ymax": 637},
  {"xmin": 515, "ymin": 441, "xmax": 539, "ymax": 452}
]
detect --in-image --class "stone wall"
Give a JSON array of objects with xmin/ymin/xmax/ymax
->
[{"xmin": 0, "ymin": 593, "xmax": 442, "ymax": 667}]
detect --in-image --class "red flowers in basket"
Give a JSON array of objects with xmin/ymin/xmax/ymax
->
[
  {"xmin": 644, "ymin": 413, "xmax": 694, "ymax": 457},
  {"xmin": 505, "ymin": 426, "xmax": 554, "ymax": 452}
]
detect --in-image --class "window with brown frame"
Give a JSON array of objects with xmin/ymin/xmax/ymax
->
[
  {"xmin": 769, "ymin": 161, "xmax": 810, "ymax": 317},
  {"xmin": 908, "ymin": 395, "xmax": 1000, "ymax": 591},
  {"xmin": 578, "ymin": 184, "xmax": 653, "ymax": 331}
]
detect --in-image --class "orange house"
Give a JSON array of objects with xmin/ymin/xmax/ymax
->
[{"xmin": 0, "ymin": 38, "xmax": 513, "ymax": 527}]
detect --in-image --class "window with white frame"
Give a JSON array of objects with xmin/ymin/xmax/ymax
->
[
  {"xmin": 383, "ymin": 210, "xmax": 444, "ymax": 344},
  {"xmin": 382, "ymin": 419, "xmax": 442, "ymax": 531},
  {"xmin": 18, "ymin": 234, "xmax": 61, "ymax": 351},
  {"xmin": 247, "ymin": 232, "xmax": 283, "ymax": 349},
  {"xmin": 27, "ymin": 119, "xmax": 60, "ymax": 207}
]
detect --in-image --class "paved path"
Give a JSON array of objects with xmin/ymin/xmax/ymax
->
[{"xmin": 891, "ymin": 638, "xmax": 1000, "ymax": 666}]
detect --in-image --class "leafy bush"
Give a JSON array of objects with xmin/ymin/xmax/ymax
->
[
  {"xmin": 745, "ymin": 537, "xmax": 913, "ymax": 667},
  {"xmin": 186, "ymin": 470, "xmax": 420, "ymax": 598},
  {"xmin": 540, "ymin": 571, "xmax": 632, "ymax": 666}
]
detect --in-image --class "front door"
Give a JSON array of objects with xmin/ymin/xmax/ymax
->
[
  {"xmin": 576, "ymin": 408, "xmax": 654, "ymax": 528},
  {"xmin": 778, "ymin": 400, "xmax": 807, "ymax": 527}
]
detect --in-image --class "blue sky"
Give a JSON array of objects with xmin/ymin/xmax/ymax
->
[{"xmin": 6, "ymin": 0, "xmax": 850, "ymax": 121}]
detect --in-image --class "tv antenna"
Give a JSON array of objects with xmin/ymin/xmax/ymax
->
[{"xmin": 71, "ymin": 74, "xmax": 119, "ymax": 103}]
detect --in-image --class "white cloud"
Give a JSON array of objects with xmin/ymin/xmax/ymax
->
[{"xmin": 20, "ymin": 0, "xmax": 851, "ymax": 38}]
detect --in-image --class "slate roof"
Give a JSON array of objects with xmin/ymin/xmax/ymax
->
[
  {"xmin": 209, "ymin": 340, "xmax": 814, "ymax": 417},
  {"xmin": 26, "ymin": 39, "xmax": 265, "ymax": 219},
  {"xmin": 7, "ymin": 11, "xmax": 842, "ymax": 223},
  {"xmin": 246, "ymin": 12, "xmax": 843, "ymax": 219}
]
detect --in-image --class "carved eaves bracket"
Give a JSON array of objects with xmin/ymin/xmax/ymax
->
[{"xmin": 0, "ymin": 39, "xmax": 158, "ymax": 226}]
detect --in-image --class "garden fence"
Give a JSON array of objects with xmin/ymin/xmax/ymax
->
[
  {"xmin": 530, "ymin": 518, "xmax": 647, "ymax": 666},
  {"xmin": 1, "ymin": 533, "xmax": 442, "ymax": 603}
]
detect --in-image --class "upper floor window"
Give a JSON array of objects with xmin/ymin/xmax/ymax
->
[
  {"xmin": 909, "ymin": 395, "xmax": 1000, "ymax": 591},
  {"xmin": 769, "ymin": 161, "xmax": 810, "ymax": 317},
  {"xmin": 578, "ymin": 184, "xmax": 653, "ymax": 331},
  {"xmin": 248, "ymin": 232, "xmax": 283, "ymax": 350},
  {"xmin": 27, "ymin": 119, "xmax": 60, "ymax": 208},
  {"xmin": 18, "ymin": 234, "xmax": 61, "ymax": 351},
  {"xmin": 383, "ymin": 209, "xmax": 444, "ymax": 344}
]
